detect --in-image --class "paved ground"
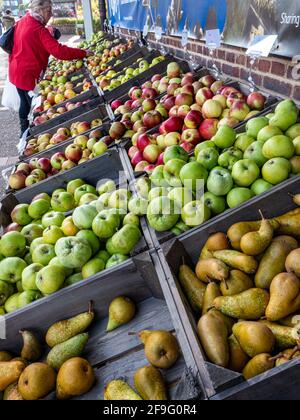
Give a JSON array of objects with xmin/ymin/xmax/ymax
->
[{"xmin": 0, "ymin": 34, "xmax": 81, "ymax": 198}]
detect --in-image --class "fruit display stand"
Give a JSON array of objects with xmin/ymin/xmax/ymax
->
[
  {"xmin": 0, "ymin": 249, "xmax": 201, "ymax": 400},
  {"xmin": 100, "ymin": 46, "xmax": 151, "ymax": 77},
  {"xmin": 159, "ymin": 174, "xmax": 300, "ymax": 400}
]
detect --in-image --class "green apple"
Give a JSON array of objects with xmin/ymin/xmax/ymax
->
[
  {"xmin": 163, "ymin": 159, "xmax": 186, "ymax": 187},
  {"xmin": 0, "ymin": 306, "xmax": 5, "ymax": 315},
  {"xmin": 92, "ymin": 141, "xmax": 108, "ymax": 157},
  {"xmin": 36, "ymin": 265, "xmax": 65, "ymax": 294},
  {"xmin": 212, "ymin": 125, "xmax": 236, "ymax": 149},
  {"xmin": 106, "ymin": 254, "xmax": 129, "ymax": 269},
  {"xmin": 95, "ymin": 250, "xmax": 111, "ymax": 264},
  {"xmin": 21, "ymin": 224, "xmax": 44, "ymax": 245},
  {"xmin": 227, "ymin": 187, "xmax": 254, "ymax": 209},
  {"xmin": 235, "ymin": 134, "xmax": 255, "ymax": 152},
  {"xmin": 108, "ymin": 189, "xmax": 131, "ymax": 211},
  {"xmin": 64, "ymin": 273, "xmax": 83, "ymax": 287},
  {"xmin": 194, "ymin": 141, "xmax": 216, "ymax": 158},
  {"xmin": 244, "ymin": 142, "xmax": 268, "ymax": 167},
  {"xmin": 123, "ymin": 213, "xmax": 140, "ymax": 227},
  {"xmin": 97, "ymin": 193, "xmax": 110, "ymax": 208},
  {"xmin": 201, "ymin": 192, "xmax": 226, "ymax": 215},
  {"xmin": 76, "ymin": 230, "xmax": 100, "ymax": 255},
  {"xmin": 246, "ymin": 117, "xmax": 269, "ymax": 138},
  {"xmin": 262, "ymin": 135, "xmax": 295, "ymax": 159},
  {"xmin": 52, "ymin": 188, "xmax": 66, "ymax": 198},
  {"xmin": 32, "ymin": 192, "xmax": 51, "ymax": 203},
  {"xmin": 135, "ymin": 177, "xmax": 151, "ymax": 199},
  {"xmin": 67, "ymin": 179, "xmax": 85, "ymax": 195},
  {"xmin": 197, "ymin": 148, "xmax": 219, "ymax": 170},
  {"xmin": 147, "ymin": 197, "xmax": 180, "ymax": 232},
  {"xmin": 97, "ymin": 180, "xmax": 116, "ymax": 196},
  {"xmin": 92, "ymin": 209, "xmax": 120, "ymax": 239},
  {"xmin": 163, "ymin": 146, "xmax": 189, "ymax": 163},
  {"xmin": 128, "ymin": 197, "xmax": 148, "ymax": 216},
  {"xmin": 150, "ymin": 166, "xmax": 169, "ymax": 187},
  {"xmin": 79, "ymin": 193, "xmax": 98, "ymax": 206},
  {"xmin": 5, "ymin": 293, "xmax": 21, "ymax": 313},
  {"xmin": 251, "ymin": 179, "xmax": 273, "ymax": 196},
  {"xmin": 275, "ymin": 99, "xmax": 298, "ymax": 114},
  {"xmin": 22, "ymin": 264, "xmax": 43, "ymax": 290},
  {"xmin": 173, "ymin": 220, "xmax": 189, "ymax": 234},
  {"xmin": 49, "ymin": 257, "xmax": 73, "ymax": 277},
  {"xmin": 218, "ymin": 148, "xmax": 243, "ymax": 170},
  {"xmin": 17, "ymin": 280, "xmax": 23, "ymax": 292},
  {"xmin": 24, "ymin": 253, "xmax": 33, "ymax": 265},
  {"xmin": 207, "ymin": 167, "xmax": 233, "ymax": 196},
  {"xmin": 262, "ymin": 158, "xmax": 291, "ymax": 185},
  {"xmin": 270, "ymin": 110, "xmax": 298, "ymax": 131},
  {"xmin": 28, "ymin": 199, "xmax": 50, "ymax": 219},
  {"xmin": 293, "ymin": 136, "xmax": 300, "ymax": 155},
  {"xmin": 30, "ymin": 237, "xmax": 44, "ymax": 254},
  {"xmin": 55, "ymin": 237, "xmax": 92, "ymax": 269},
  {"xmin": 51, "ymin": 192, "xmax": 75, "ymax": 213},
  {"xmin": 0, "ymin": 257, "xmax": 27, "ymax": 283},
  {"xmin": 257, "ymin": 126, "xmax": 283, "ymax": 144},
  {"xmin": 108, "ymin": 224, "xmax": 141, "ymax": 256},
  {"xmin": 231, "ymin": 159, "xmax": 260, "ymax": 187},
  {"xmin": 286, "ymin": 123, "xmax": 300, "ymax": 140},
  {"xmin": 11, "ymin": 204, "xmax": 33, "ymax": 226},
  {"xmin": 73, "ymin": 204, "xmax": 98, "ymax": 230},
  {"xmin": 74, "ymin": 184, "xmax": 97, "ymax": 204},
  {"xmin": 148, "ymin": 187, "xmax": 169, "ymax": 201},
  {"xmin": 18, "ymin": 290, "xmax": 41, "ymax": 308},
  {"xmin": 42, "ymin": 211, "xmax": 65, "ymax": 228},
  {"xmin": 32, "ymin": 244, "xmax": 55, "ymax": 266},
  {"xmin": 179, "ymin": 162, "xmax": 208, "ymax": 191},
  {"xmin": 0, "ymin": 231, "xmax": 26, "ymax": 257},
  {"xmin": 43, "ymin": 225, "xmax": 64, "ymax": 245},
  {"xmin": 0, "ymin": 279, "xmax": 14, "ymax": 305},
  {"xmin": 181, "ymin": 201, "xmax": 211, "ymax": 227},
  {"xmin": 168, "ymin": 188, "xmax": 193, "ymax": 208},
  {"xmin": 82, "ymin": 258, "xmax": 105, "ymax": 279}
]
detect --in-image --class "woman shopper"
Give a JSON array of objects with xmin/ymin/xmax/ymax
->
[{"xmin": 9, "ymin": 0, "xmax": 89, "ymax": 135}]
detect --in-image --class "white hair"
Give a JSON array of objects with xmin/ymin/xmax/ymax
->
[{"xmin": 29, "ymin": 0, "xmax": 52, "ymax": 13}]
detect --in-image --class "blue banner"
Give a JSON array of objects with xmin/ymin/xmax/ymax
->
[{"xmin": 107, "ymin": 0, "xmax": 300, "ymax": 58}]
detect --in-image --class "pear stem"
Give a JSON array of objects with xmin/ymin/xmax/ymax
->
[
  {"xmin": 288, "ymin": 193, "xmax": 295, "ymax": 199},
  {"xmin": 224, "ymin": 278, "xmax": 229, "ymax": 290},
  {"xmin": 182, "ymin": 256, "xmax": 186, "ymax": 266},
  {"xmin": 128, "ymin": 332, "xmax": 137, "ymax": 336},
  {"xmin": 88, "ymin": 300, "xmax": 93, "ymax": 314},
  {"xmin": 258, "ymin": 209, "xmax": 265, "ymax": 221}
]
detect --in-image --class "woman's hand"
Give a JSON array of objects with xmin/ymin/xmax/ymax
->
[{"xmin": 85, "ymin": 49, "xmax": 94, "ymax": 57}]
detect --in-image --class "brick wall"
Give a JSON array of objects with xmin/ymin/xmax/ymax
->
[{"xmin": 119, "ymin": 28, "xmax": 300, "ymax": 105}]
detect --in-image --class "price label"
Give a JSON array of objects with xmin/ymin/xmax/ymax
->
[
  {"xmin": 181, "ymin": 29, "xmax": 189, "ymax": 47},
  {"xmin": 155, "ymin": 26, "xmax": 163, "ymax": 41},
  {"xmin": 206, "ymin": 29, "xmax": 221, "ymax": 49},
  {"xmin": 143, "ymin": 23, "xmax": 149, "ymax": 37},
  {"xmin": 246, "ymin": 35, "xmax": 278, "ymax": 58}
]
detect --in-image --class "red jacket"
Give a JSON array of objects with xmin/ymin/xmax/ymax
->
[{"xmin": 9, "ymin": 13, "xmax": 86, "ymax": 91}]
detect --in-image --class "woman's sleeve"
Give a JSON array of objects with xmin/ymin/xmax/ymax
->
[{"xmin": 39, "ymin": 27, "xmax": 87, "ymax": 60}]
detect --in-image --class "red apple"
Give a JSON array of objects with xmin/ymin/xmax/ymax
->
[
  {"xmin": 157, "ymin": 153, "xmax": 164, "ymax": 166},
  {"xmin": 76, "ymin": 122, "xmax": 91, "ymax": 134},
  {"xmin": 160, "ymin": 116, "xmax": 184, "ymax": 134},
  {"xmin": 192, "ymin": 81, "xmax": 203, "ymax": 94},
  {"xmin": 167, "ymin": 83, "xmax": 180, "ymax": 96},
  {"xmin": 144, "ymin": 164, "xmax": 156, "ymax": 174},
  {"xmin": 200, "ymin": 75, "xmax": 216, "ymax": 88},
  {"xmin": 57, "ymin": 127, "xmax": 71, "ymax": 137},
  {"xmin": 142, "ymin": 98, "xmax": 157, "ymax": 112},
  {"xmin": 178, "ymin": 105, "xmax": 191, "ymax": 119},
  {"xmin": 184, "ymin": 110, "xmax": 203, "ymax": 129},
  {"xmin": 181, "ymin": 141, "xmax": 195, "ymax": 153},
  {"xmin": 142, "ymin": 81, "xmax": 152, "ymax": 89},
  {"xmin": 51, "ymin": 133, "xmax": 68, "ymax": 144},
  {"xmin": 142, "ymin": 88, "xmax": 157, "ymax": 99},
  {"xmin": 191, "ymin": 104, "xmax": 202, "ymax": 112},
  {"xmin": 220, "ymin": 86, "xmax": 239, "ymax": 98},
  {"xmin": 100, "ymin": 136, "xmax": 114, "ymax": 146},
  {"xmin": 175, "ymin": 93, "xmax": 194, "ymax": 107},
  {"xmin": 50, "ymin": 152, "xmax": 66, "ymax": 170},
  {"xmin": 131, "ymin": 87, "xmax": 142, "ymax": 100},
  {"xmin": 132, "ymin": 99, "xmax": 143, "ymax": 109},
  {"xmin": 89, "ymin": 129, "xmax": 102, "ymax": 139},
  {"xmin": 163, "ymin": 96, "xmax": 176, "ymax": 111},
  {"xmin": 8, "ymin": 171, "xmax": 27, "ymax": 190},
  {"xmin": 29, "ymin": 158, "xmax": 39, "ymax": 170},
  {"xmin": 143, "ymin": 144, "xmax": 161, "ymax": 163},
  {"xmin": 218, "ymin": 117, "xmax": 240, "ymax": 128},
  {"xmin": 169, "ymin": 105, "xmax": 179, "ymax": 117},
  {"xmin": 151, "ymin": 74, "xmax": 162, "ymax": 83},
  {"xmin": 4, "ymin": 222, "xmax": 22, "ymax": 233},
  {"xmin": 181, "ymin": 128, "xmax": 201, "ymax": 144},
  {"xmin": 128, "ymin": 146, "xmax": 139, "ymax": 159},
  {"xmin": 195, "ymin": 88, "xmax": 214, "ymax": 106},
  {"xmin": 143, "ymin": 111, "xmax": 162, "ymax": 129},
  {"xmin": 61, "ymin": 160, "xmax": 77, "ymax": 171},
  {"xmin": 181, "ymin": 85, "xmax": 195, "ymax": 96},
  {"xmin": 37, "ymin": 158, "xmax": 51, "ymax": 173},
  {"xmin": 202, "ymin": 100, "xmax": 223, "ymax": 119},
  {"xmin": 131, "ymin": 151, "xmax": 144, "ymax": 166},
  {"xmin": 167, "ymin": 62, "xmax": 181, "ymax": 78},
  {"xmin": 16, "ymin": 163, "xmax": 31, "ymax": 175},
  {"xmin": 199, "ymin": 119, "xmax": 219, "ymax": 140},
  {"xmin": 181, "ymin": 75, "xmax": 194, "ymax": 86},
  {"xmin": 109, "ymin": 122, "xmax": 126, "ymax": 140},
  {"xmin": 125, "ymin": 100, "xmax": 134, "ymax": 109},
  {"xmin": 135, "ymin": 161, "xmax": 149, "ymax": 172},
  {"xmin": 65, "ymin": 144, "xmax": 82, "ymax": 162},
  {"xmin": 229, "ymin": 100, "xmax": 250, "ymax": 121},
  {"xmin": 247, "ymin": 92, "xmax": 266, "ymax": 110},
  {"xmin": 137, "ymin": 133, "xmax": 151, "ymax": 152}
]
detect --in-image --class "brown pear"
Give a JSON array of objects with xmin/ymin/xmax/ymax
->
[
  {"xmin": 195, "ymin": 258, "xmax": 229, "ymax": 283},
  {"xmin": 285, "ymin": 248, "xmax": 300, "ymax": 277},
  {"xmin": 266, "ymin": 273, "xmax": 300, "ymax": 322},
  {"xmin": 139, "ymin": 330, "xmax": 180, "ymax": 369},
  {"xmin": 275, "ymin": 348, "xmax": 300, "ymax": 367},
  {"xmin": 255, "ymin": 236, "xmax": 298, "ymax": 289},
  {"xmin": 18, "ymin": 363, "xmax": 56, "ymax": 400},
  {"xmin": 240, "ymin": 213, "xmax": 274, "ymax": 256},
  {"xmin": 178, "ymin": 262, "xmax": 206, "ymax": 313},
  {"xmin": 0, "ymin": 351, "xmax": 13, "ymax": 362},
  {"xmin": 133, "ymin": 365, "xmax": 167, "ymax": 400},
  {"xmin": 228, "ymin": 220, "xmax": 279, "ymax": 251},
  {"xmin": 220, "ymin": 270, "xmax": 253, "ymax": 296},
  {"xmin": 56, "ymin": 357, "xmax": 94, "ymax": 400},
  {"xmin": 0, "ymin": 361, "xmax": 25, "ymax": 391},
  {"xmin": 107, "ymin": 296, "xmax": 136, "ymax": 332},
  {"xmin": 290, "ymin": 194, "xmax": 300, "ymax": 207},
  {"xmin": 275, "ymin": 208, "xmax": 300, "ymax": 237},
  {"xmin": 202, "ymin": 282, "xmax": 221, "ymax": 316},
  {"xmin": 197, "ymin": 309, "xmax": 232, "ymax": 368},
  {"xmin": 200, "ymin": 233, "xmax": 229, "ymax": 260},
  {"xmin": 260, "ymin": 320, "xmax": 299, "ymax": 350},
  {"xmin": 279, "ymin": 313, "xmax": 300, "ymax": 328},
  {"xmin": 20, "ymin": 330, "xmax": 42, "ymax": 362},
  {"xmin": 242, "ymin": 354, "xmax": 274, "ymax": 380},
  {"xmin": 3, "ymin": 382, "xmax": 23, "ymax": 400},
  {"xmin": 228, "ymin": 335, "xmax": 249, "ymax": 373},
  {"xmin": 233, "ymin": 322, "xmax": 275, "ymax": 358},
  {"xmin": 213, "ymin": 250, "xmax": 258, "ymax": 275}
]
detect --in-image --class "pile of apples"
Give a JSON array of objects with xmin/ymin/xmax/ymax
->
[
  {"xmin": 96, "ymin": 56, "xmax": 165, "ymax": 92},
  {"xmin": 0, "ymin": 179, "xmax": 143, "ymax": 314},
  {"xmin": 127, "ymin": 99, "xmax": 300, "ymax": 237},
  {"xmin": 33, "ymin": 99, "xmax": 92, "ymax": 127},
  {"xmin": 44, "ymin": 58, "xmax": 84, "ymax": 80},
  {"xmin": 24, "ymin": 119, "xmax": 103, "ymax": 157}
]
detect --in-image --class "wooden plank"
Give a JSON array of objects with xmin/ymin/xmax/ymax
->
[
  {"xmin": 74, "ymin": 350, "xmax": 186, "ymax": 401},
  {"xmin": 85, "ymin": 297, "xmax": 173, "ymax": 366}
]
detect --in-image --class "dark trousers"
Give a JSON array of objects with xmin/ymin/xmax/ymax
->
[{"xmin": 17, "ymin": 88, "xmax": 32, "ymax": 136}]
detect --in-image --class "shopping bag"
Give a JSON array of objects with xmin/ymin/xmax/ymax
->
[{"xmin": 1, "ymin": 78, "xmax": 20, "ymax": 112}]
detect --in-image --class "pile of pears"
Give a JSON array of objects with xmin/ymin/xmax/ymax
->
[
  {"xmin": 0, "ymin": 303, "xmax": 95, "ymax": 400},
  {"xmin": 178, "ymin": 196, "xmax": 300, "ymax": 380}
]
